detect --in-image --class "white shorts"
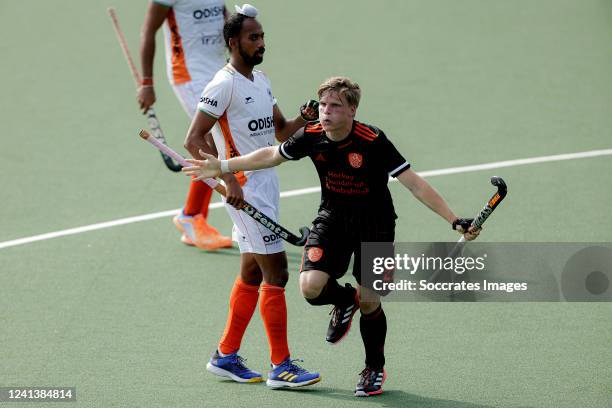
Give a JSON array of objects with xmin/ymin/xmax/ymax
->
[
  {"xmin": 224, "ymin": 169, "xmax": 285, "ymax": 255},
  {"xmin": 172, "ymin": 78, "xmax": 213, "ymax": 119}
]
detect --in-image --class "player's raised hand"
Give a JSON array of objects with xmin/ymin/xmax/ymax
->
[
  {"xmin": 300, "ymin": 99, "xmax": 319, "ymax": 121},
  {"xmin": 182, "ymin": 151, "xmax": 221, "ymax": 180}
]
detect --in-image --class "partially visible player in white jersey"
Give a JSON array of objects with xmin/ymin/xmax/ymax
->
[
  {"xmin": 138, "ymin": 0, "xmax": 232, "ymax": 250},
  {"xmin": 183, "ymin": 4, "xmax": 322, "ymax": 387}
]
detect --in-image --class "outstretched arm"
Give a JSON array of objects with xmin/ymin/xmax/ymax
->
[
  {"xmin": 183, "ymin": 146, "xmax": 288, "ymax": 180},
  {"xmin": 396, "ymin": 168, "xmax": 480, "ymax": 240},
  {"xmin": 397, "ymin": 169, "xmax": 457, "ymax": 223}
]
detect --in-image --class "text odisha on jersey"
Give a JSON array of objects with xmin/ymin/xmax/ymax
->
[{"xmin": 372, "ymin": 253, "xmax": 488, "ymax": 275}]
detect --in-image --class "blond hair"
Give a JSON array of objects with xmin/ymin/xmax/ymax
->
[{"xmin": 317, "ymin": 77, "xmax": 361, "ymax": 108}]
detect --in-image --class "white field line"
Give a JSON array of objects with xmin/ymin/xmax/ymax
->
[{"xmin": 1, "ymin": 148, "xmax": 611, "ymax": 250}]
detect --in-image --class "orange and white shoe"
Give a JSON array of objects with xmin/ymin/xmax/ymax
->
[
  {"xmin": 173, "ymin": 211, "xmax": 197, "ymax": 246},
  {"xmin": 175, "ymin": 210, "xmax": 232, "ymax": 250},
  {"xmin": 180, "ymin": 234, "xmax": 195, "ymax": 246},
  {"xmin": 192, "ymin": 215, "xmax": 233, "ymax": 250}
]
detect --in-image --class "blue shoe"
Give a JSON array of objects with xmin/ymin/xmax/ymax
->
[
  {"xmin": 266, "ymin": 358, "xmax": 321, "ymax": 388},
  {"xmin": 206, "ymin": 350, "xmax": 263, "ymax": 383}
]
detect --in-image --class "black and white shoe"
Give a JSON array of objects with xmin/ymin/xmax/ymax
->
[
  {"xmin": 355, "ymin": 367, "xmax": 386, "ymax": 397},
  {"xmin": 325, "ymin": 284, "xmax": 358, "ymax": 344}
]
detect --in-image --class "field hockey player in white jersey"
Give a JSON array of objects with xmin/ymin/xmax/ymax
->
[
  {"xmin": 138, "ymin": 0, "xmax": 232, "ymax": 250},
  {"xmin": 183, "ymin": 4, "xmax": 322, "ymax": 388}
]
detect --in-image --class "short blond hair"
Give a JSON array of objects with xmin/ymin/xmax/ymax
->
[{"xmin": 317, "ymin": 77, "xmax": 361, "ymax": 108}]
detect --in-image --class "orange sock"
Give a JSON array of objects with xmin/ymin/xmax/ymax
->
[
  {"xmin": 184, "ymin": 178, "xmax": 211, "ymax": 216},
  {"xmin": 218, "ymin": 277, "xmax": 260, "ymax": 355},
  {"xmin": 259, "ymin": 283, "xmax": 290, "ymax": 365},
  {"xmin": 199, "ymin": 183, "xmax": 214, "ymax": 219}
]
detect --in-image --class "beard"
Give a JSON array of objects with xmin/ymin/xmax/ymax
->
[{"xmin": 238, "ymin": 43, "xmax": 265, "ymax": 66}]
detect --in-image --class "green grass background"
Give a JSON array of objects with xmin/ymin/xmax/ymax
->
[{"xmin": 1, "ymin": 0, "xmax": 611, "ymax": 407}]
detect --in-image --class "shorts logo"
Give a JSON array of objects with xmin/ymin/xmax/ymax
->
[
  {"xmin": 308, "ymin": 247, "xmax": 324, "ymax": 262},
  {"xmin": 263, "ymin": 233, "xmax": 281, "ymax": 243},
  {"xmin": 348, "ymin": 152, "xmax": 363, "ymax": 168}
]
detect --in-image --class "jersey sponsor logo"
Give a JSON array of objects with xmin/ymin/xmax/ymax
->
[
  {"xmin": 201, "ymin": 33, "xmax": 223, "ymax": 46},
  {"xmin": 245, "ymin": 96, "xmax": 255, "ymax": 104},
  {"xmin": 200, "ymin": 96, "xmax": 218, "ymax": 107},
  {"xmin": 193, "ymin": 6, "xmax": 224, "ymax": 20},
  {"xmin": 348, "ymin": 152, "xmax": 363, "ymax": 169},
  {"xmin": 248, "ymin": 116, "xmax": 274, "ymax": 132},
  {"xmin": 307, "ymin": 247, "xmax": 324, "ymax": 262}
]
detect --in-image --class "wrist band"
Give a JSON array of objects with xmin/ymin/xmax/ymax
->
[
  {"xmin": 141, "ymin": 77, "xmax": 153, "ymax": 86},
  {"xmin": 220, "ymin": 160, "xmax": 230, "ymax": 174}
]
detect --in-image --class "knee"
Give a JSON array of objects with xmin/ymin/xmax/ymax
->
[
  {"xmin": 240, "ymin": 258, "xmax": 263, "ymax": 286},
  {"xmin": 264, "ymin": 268, "xmax": 288, "ymax": 288},
  {"xmin": 300, "ymin": 274, "xmax": 326, "ymax": 300},
  {"xmin": 240, "ymin": 269, "xmax": 262, "ymax": 286},
  {"xmin": 241, "ymin": 271, "xmax": 262, "ymax": 286}
]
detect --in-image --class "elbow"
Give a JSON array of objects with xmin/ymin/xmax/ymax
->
[
  {"xmin": 183, "ymin": 135, "xmax": 193, "ymax": 151},
  {"xmin": 184, "ymin": 134, "xmax": 198, "ymax": 156}
]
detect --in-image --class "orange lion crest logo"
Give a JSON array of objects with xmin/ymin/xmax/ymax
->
[
  {"xmin": 348, "ymin": 152, "xmax": 363, "ymax": 169},
  {"xmin": 307, "ymin": 247, "xmax": 324, "ymax": 262}
]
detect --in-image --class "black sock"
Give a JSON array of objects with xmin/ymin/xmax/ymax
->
[
  {"xmin": 305, "ymin": 279, "xmax": 355, "ymax": 307},
  {"xmin": 359, "ymin": 305, "xmax": 386, "ymax": 370}
]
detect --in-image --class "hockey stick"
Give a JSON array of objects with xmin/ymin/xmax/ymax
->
[
  {"xmin": 107, "ymin": 7, "xmax": 182, "ymax": 172},
  {"xmin": 139, "ymin": 130, "xmax": 310, "ymax": 246},
  {"xmin": 451, "ymin": 176, "xmax": 507, "ymax": 257},
  {"xmin": 428, "ymin": 177, "xmax": 507, "ymax": 282}
]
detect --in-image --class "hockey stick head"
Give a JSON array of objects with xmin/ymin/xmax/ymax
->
[
  {"xmin": 293, "ymin": 226, "xmax": 311, "ymax": 246},
  {"xmin": 490, "ymin": 176, "xmax": 507, "ymax": 195},
  {"xmin": 488, "ymin": 176, "xmax": 507, "ymax": 210}
]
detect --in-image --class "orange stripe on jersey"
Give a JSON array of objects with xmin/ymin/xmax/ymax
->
[
  {"xmin": 167, "ymin": 9, "xmax": 191, "ymax": 85},
  {"xmin": 305, "ymin": 123, "xmax": 323, "ymax": 133},
  {"xmin": 218, "ymin": 113, "xmax": 247, "ymax": 186},
  {"xmin": 355, "ymin": 123, "xmax": 378, "ymax": 139},
  {"xmin": 354, "ymin": 129, "xmax": 376, "ymax": 141},
  {"xmin": 355, "ymin": 122, "xmax": 374, "ymax": 132}
]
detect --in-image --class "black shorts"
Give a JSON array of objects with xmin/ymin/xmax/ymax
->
[{"xmin": 300, "ymin": 208, "xmax": 395, "ymax": 291}]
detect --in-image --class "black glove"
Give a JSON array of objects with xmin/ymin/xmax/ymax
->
[
  {"xmin": 452, "ymin": 218, "xmax": 474, "ymax": 233},
  {"xmin": 300, "ymin": 99, "xmax": 319, "ymax": 121}
]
